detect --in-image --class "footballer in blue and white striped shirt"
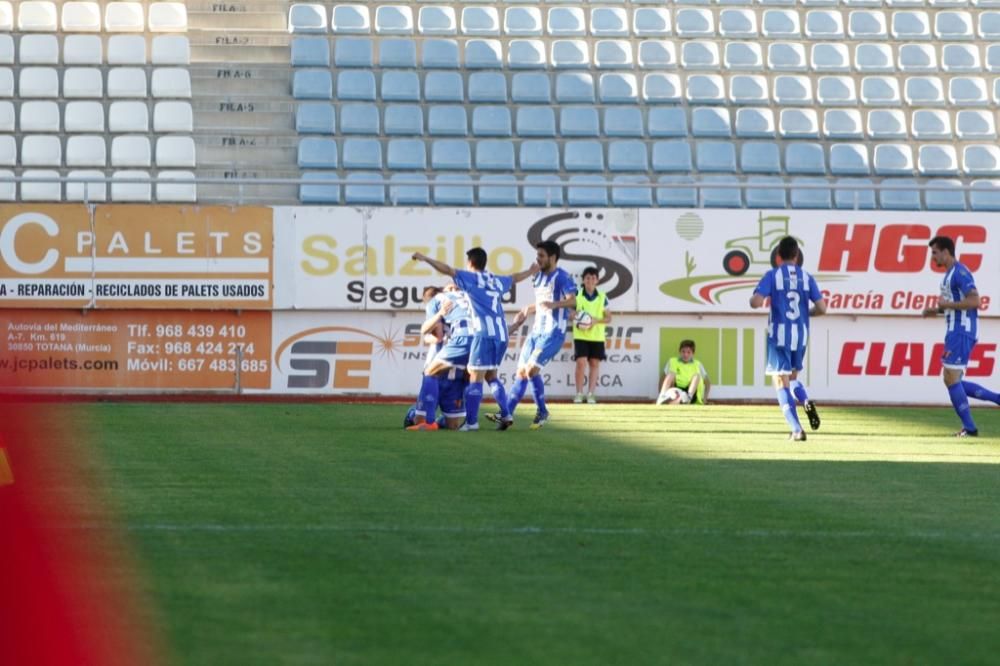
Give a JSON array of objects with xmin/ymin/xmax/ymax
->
[
  {"xmin": 750, "ymin": 236, "xmax": 827, "ymax": 441},
  {"xmin": 921, "ymin": 235, "xmax": 1000, "ymax": 437}
]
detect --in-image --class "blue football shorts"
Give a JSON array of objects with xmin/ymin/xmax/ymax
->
[
  {"xmin": 765, "ymin": 340, "xmax": 805, "ymax": 376},
  {"xmin": 518, "ymin": 331, "xmax": 566, "ymax": 370},
  {"xmin": 438, "ymin": 369, "xmax": 468, "ymax": 419},
  {"xmin": 941, "ymin": 332, "xmax": 976, "ymax": 370},
  {"xmin": 432, "ymin": 336, "xmax": 471, "ymax": 369},
  {"xmin": 468, "ymin": 336, "xmax": 508, "ymax": 371}
]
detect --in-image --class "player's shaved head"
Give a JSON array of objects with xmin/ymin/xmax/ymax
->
[{"xmin": 777, "ymin": 236, "xmax": 799, "ymax": 262}]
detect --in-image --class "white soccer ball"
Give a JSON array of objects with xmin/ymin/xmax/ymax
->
[
  {"xmin": 575, "ymin": 311, "xmax": 594, "ymax": 330},
  {"xmin": 664, "ymin": 388, "xmax": 691, "ymax": 404}
]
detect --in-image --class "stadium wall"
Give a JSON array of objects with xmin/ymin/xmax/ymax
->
[{"xmin": 1, "ymin": 205, "xmax": 995, "ymax": 403}]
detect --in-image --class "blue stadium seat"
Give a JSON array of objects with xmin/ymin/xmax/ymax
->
[
  {"xmin": 342, "ymin": 138, "xmax": 383, "ymax": 169},
  {"xmin": 873, "ymin": 144, "xmax": 914, "ymax": 176},
  {"xmin": 611, "ymin": 176, "xmax": 653, "ymax": 207},
  {"xmin": 339, "ymin": 103, "xmax": 379, "ymax": 135},
  {"xmin": 829, "ymin": 144, "xmax": 870, "ymax": 176},
  {"xmin": 555, "ymin": 72, "xmax": 595, "ymax": 103},
  {"xmin": 969, "ymin": 180, "xmax": 1000, "ymax": 211},
  {"xmin": 291, "ymin": 37, "xmax": 330, "ymax": 67},
  {"xmin": 508, "ymin": 40, "xmax": 546, "ymax": 69},
  {"xmin": 823, "ymin": 110, "xmax": 863, "ymax": 139},
  {"xmin": 345, "ymin": 173, "xmax": 386, "ymax": 205},
  {"xmin": 696, "ymin": 142, "xmax": 737, "ymax": 173},
  {"xmin": 511, "ymin": 72, "xmax": 550, "ymax": 103},
  {"xmin": 422, "ymin": 39, "xmax": 460, "ymax": 68},
  {"xmin": 289, "ymin": 4, "xmax": 327, "ymax": 34},
  {"xmin": 472, "ymin": 106, "xmax": 512, "ymax": 137},
  {"xmin": 652, "ymin": 140, "xmax": 693, "ymax": 172},
  {"xmin": 598, "ymin": 73, "xmax": 638, "ymax": 103},
  {"xmin": 516, "ymin": 107, "xmax": 556, "ymax": 137},
  {"xmin": 686, "ymin": 75, "xmax": 725, "ymax": 104},
  {"xmin": 428, "ymin": 106, "xmax": 468, "ymax": 136},
  {"xmin": 384, "ymin": 104, "xmax": 423, "ymax": 136},
  {"xmin": 431, "ymin": 139, "xmax": 471, "ymax": 170},
  {"xmin": 879, "ymin": 179, "xmax": 922, "ymax": 210},
  {"xmin": 560, "ymin": 107, "xmax": 600, "ymax": 137},
  {"xmin": 334, "ymin": 38, "xmax": 373, "ymax": 68},
  {"xmin": 337, "ymin": 71, "xmax": 376, "ymax": 101},
  {"xmin": 465, "ymin": 39, "xmax": 502, "ymax": 68},
  {"xmin": 379, "ymin": 39, "xmax": 417, "ymax": 68},
  {"xmin": 834, "ymin": 178, "xmax": 877, "ymax": 210},
  {"xmin": 745, "ymin": 177, "xmax": 787, "ymax": 209},
  {"xmin": 292, "ymin": 69, "xmax": 332, "ymax": 99},
  {"xmin": 924, "ymin": 180, "xmax": 967, "ymax": 211},
  {"xmin": 552, "ymin": 40, "xmax": 589, "ymax": 69},
  {"xmin": 424, "ymin": 72, "xmax": 463, "ymax": 102},
  {"xmin": 603, "ymin": 107, "xmax": 643, "ymax": 137},
  {"xmin": 519, "ymin": 140, "xmax": 560, "ymax": 171},
  {"xmin": 297, "ymin": 138, "xmax": 337, "ymax": 169},
  {"xmin": 295, "ymin": 103, "xmax": 335, "ymax": 134},
  {"xmin": 433, "ymin": 175, "xmax": 475, "ymax": 205},
  {"xmin": 741, "ymin": 142, "xmax": 781, "ymax": 174},
  {"xmin": 475, "ymin": 140, "xmax": 515, "ymax": 171},
  {"xmin": 567, "ymin": 176, "xmax": 609, "ymax": 207},
  {"xmin": 691, "ymin": 107, "xmax": 732, "ymax": 138},
  {"xmin": 381, "ymin": 71, "xmax": 420, "ymax": 102},
  {"xmin": 564, "ymin": 141, "xmax": 605, "ymax": 172},
  {"xmin": 656, "ymin": 176, "xmax": 698, "ymax": 208},
  {"xmin": 785, "ymin": 143, "xmax": 827, "ymax": 175},
  {"xmin": 790, "ymin": 177, "xmax": 832, "ymax": 209},
  {"xmin": 648, "ymin": 108, "xmax": 688, "ymax": 138},
  {"xmin": 522, "ymin": 175, "xmax": 564, "ymax": 206},
  {"xmin": 478, "ymin": 175, "xmax": 519, "ymax": 206},
  {"xmin": 387, "ymin": 138, "xmax": 426, "ymax": 170},
  {"xmin": 468, "ymin": 72, "xmax": 507, "ymax": 102},
  {"xmin": 300, "ymin": 172, "xmax": 340, "ymax": 204},
  {"xmin": 389, "ymin": 174, "xmax": 430, "ymax": 205},
  {"xmin": 595, "ymin": 41, "xmax": 633, "ymax": 69},
  {"xmin": 700, "ymin": 176, "xmax": 742, "ymax": 208},
  {"xmin": 608, "ymin": 140, "xmax": 648, "ymax": 172},
  {"xmin": 642, "ymin": 73, "xmax": 682, "ymax": 103},
  {"xmin": 735, "ymin": 108, "xmax": 775, "ymax": 138}
]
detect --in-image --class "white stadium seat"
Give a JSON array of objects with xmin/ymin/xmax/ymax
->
[
  {"xmin": 156, "ymin": 171, "xmax": 196, "ymax": 203},
  {"xmin": 61, "ymin": 2, "xmax": 101, "ymax": 32},
  {"xmin": 111, "ymin": 170, "xmax": 151, "ymax": 201},
  {"xmin": 19, "ymin": 35, "xmax": 59, "ymax": 64},
  {"xmin": 108, "ymin": 35, "xmax": 146, "ymax": 64},
  {"xmin": 19, "ymin": 100, "xmax": 60, "ymax": 132},
  {"xmin": 63, "ymin": 35, "xmax": 103, "ymax": 64},
  {"xmin": 148, "ymin": 2, "xmax": 187, "ymax": 32},
  {"xmin": 155, "ymin": 136, "xmax": 196, "ymax": 167},
  {"xmin": 65, "ymin": 101, "xmax": 105, "ymax": 132},
  {"xmin": 66, "ymin": 170, "xmax": 107, "ymax": 202},
  {"xmin": 18, "ymin": 1, "xmax": 58, "ymax": 31},
  {"xmin": 152, "ymin": 35, "xmax": 191, "ymax": 65},
  {"xmin": 104, "ymin": 2, "xmax": 144, "ymax": 32},
  {"xmin": 109, "ymin": 101, "xmax": 149, "ymax": 132},
  {"xmin": 21, "ymin": 135, "xmax": 62, "ymax": 166},
  {"xmin": 111, "ymin": 135, "xmax": 151, "ymax": 167},
  {"xmin": 21, "ymin": 170, "xmax": 61, "ymax": 201},
  {"xmin": 151, "ymin": 68, "xmax": 192, "ymax": 97},
  {"xmin": 63, "ymin": 68, "xmax": 103, "ymax": 97},
  {"xmin": 108, "ymin": 67, "xmax": 147, "ymax": 97},
  {"xmin": 153, "ymin": 101, "xmax": 193, "ymax": 132},
  {"xmin": 66, "ymin": 135, "xmax": 107, "ymax": 166}
]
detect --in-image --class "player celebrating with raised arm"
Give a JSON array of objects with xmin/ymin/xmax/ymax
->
[
  {"xmin": 488, "ymin": 240, "xmax": 576, "ymax": 429},
  {"xmin": 921, "ymin": 235, "xmax": 1000, "ymax": 437},
  {"xmin": 750, "ymin": 236, "xmax": 826, "ymax": 441},
  {"xmin": 411, "ymin": 248, "xmax": 538, "ymax": 431}
]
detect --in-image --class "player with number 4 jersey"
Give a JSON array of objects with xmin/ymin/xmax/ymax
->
[{"xmin": 750, "ymin": 236, "xmax": 826, "ymax": 441}]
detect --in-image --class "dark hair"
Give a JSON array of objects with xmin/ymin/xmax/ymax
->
[
  {"xmin": 777, "ymin": 236, "xmax": 799, "ymax": 262},
  {"xmin": 536, "ymin": 240, "xmax": 560, "ymax": 260},
  {"xmin": 466, "ymin": 247, "xmax": 488, "ymax": 271},
  {"xmin": 582, "ymin": 266, "xmax": 599, "ymax": 279},
  {"xmin": 679, "ymin": 339, "xmax": 696, "ymax": 352},
  {"xmin": 796, "ymin": 249, "xmax": 804, "ymax": 267},
  {"xmin": 422, "ymin": 286, "xmax": 441, "ymax": 299},
  {"xmin": 928, "ymin": 236, "xmax": 955, "ymax": 256}
]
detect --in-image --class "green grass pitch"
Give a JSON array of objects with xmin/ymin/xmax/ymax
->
[{"xmin": 83, "ymin": 402, "xmax": 1000, "ymax": 665}]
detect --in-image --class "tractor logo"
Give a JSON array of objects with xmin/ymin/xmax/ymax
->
[{"xmin": 659, "ymin": 212, "xmax": 842, "ymax": 306}]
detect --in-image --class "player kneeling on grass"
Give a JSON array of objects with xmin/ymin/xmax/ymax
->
[
  {"xmin": 750, "ymin": 236, "xmax": 825, "ymax": 441},
  {"xmin": 573, "ymin": 267, "xmax": 612, "ymax": 404},
  {"xmin": 407, "ymin": 284, "xmax": 473, "ymax": 431},
  {"xmin": 656, "ymin": 340, "xmax": 710, "ymax": 405},
  {"xmin": 487, "ymin": 240, "xmax": 576, "ymax": 430}
]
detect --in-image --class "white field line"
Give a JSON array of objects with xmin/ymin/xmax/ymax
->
[{"xmin": 67, "ymin": 523, "xmax": 1000, "ymax": 542}]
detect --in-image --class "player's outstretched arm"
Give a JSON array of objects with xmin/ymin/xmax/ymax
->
[
  {"xmin": 510, "ymin": 304, "xmax": 535, "ymax": 328},
  {"xmin": 540, "ymin": 294, "xmax": 577, "ymax": 311},
  {"xmin": 412, "ymin": 252, "xmax": 457, "ymax": 277},
  {"xmin": 509, "ymin": 262, "xmax": 541, "ymax": 283}
]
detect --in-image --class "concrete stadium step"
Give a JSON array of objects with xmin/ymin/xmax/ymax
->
[
  {"xmin": 190, "ymin": 64, "xmax": 292, "ymax": 97},
  {"xmin": 193, "ymin": 98, "xmax": 295, "ymax": 132},
  {"xmin": 187, "ymin": 1, "xmax": 288, "ymax": 31},
  {"xmin": 194, "ymin": 168, "xmax": 300, "ymax": 205},
  {"xmin": 188, "ymin": 30, "xmax": 291, "ymax": 64}
]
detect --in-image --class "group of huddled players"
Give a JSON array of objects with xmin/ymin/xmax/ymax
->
[
  {"xmin": 403, "ymin": 233, "xmax": 999, "ymax": 439},
  {"xmin": 403, "ymin": 240, "xmax": 577, "ymax": 432}
]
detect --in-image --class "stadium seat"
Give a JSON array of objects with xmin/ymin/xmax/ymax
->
[
  {"xmin": 63, "ymin": 35, "xmax": 102, "ymax": 65},
  {"xmin": 548, "ymin": 7, "xmax": 585, "ymax": 36},
  {"xmin": 963, "ymin": 144, "xmax": 1000, "ymax": 175},
  {"xmin": 511, "ymin": 72, "xmax": 550, "ymax": 103},
  {"xmin": 879, "ymin": 179, "xmax": 921, "ymax": 210},
  {"xmin": 331, "ymin": 5, "xmax": 370, "ymax": 34},
  {"xmin": 560, "ymin": 107, "xmax": 599, "ymax": 137},
  {"xmin": 892, "ymin": 10, "xmax": 931, "ymax": 39},
  {"xmin": 111, "ymin": 135, "xmax": 151, "ymax": 167},
  {"xmin": 522, "ymin": 175, "xmax": 564, "ymax": 206},
  {"xmin": 830, "ymin": 144, "xmax": 871, "ymax": 175},
  {"xmin": 296, "ymin": 103, "xmax": 334, "ymax": 134},
  {"xmin": 431, "ymin": 139, "xmax": 471, "ymax": 170},
  {"xmin": 551, "ymin": 40, "xmax": 588, "ymax": 69},
  {"xmin": 642, "ymin": 73, "xmax": 682, "ymax": 103},
  {"xmin": 735, "ymin": 108, "xmax": 776, "ymax": 138},
  {"xmin": 22, "ymin": 135, "xmax": 61, "ymax": 166},
  {"xmin": 700, "ymin": 176, "xmax": 742, "ymax": 208},
  {"xmin": 633, "ymin": 8, "xmax": 671, "ymax": 37},
  {"xmin": 423, "ymin": 72, "xmax": 462, "ymax": 102},
  {"xmin": 379, "ymin": 39, "xmax": 416, "ymax": 68},
  {"xmin": 292, "ymin": 37, "xmax": 330, "ymax": 67},
  {"xmin": 912, "ymin": 110, "xmax": 952, "ymax": 140},
  {"xmin": 63, "ymin": 68, "xmax": 102, "ymax": 98},
  {"xmin": 519, "ymin": 140, "xmax": 560, "ymax": 171},
  {"xmin": 949, "ymin": 77, "xmax": 988, "ymax": 106},
  {"xmin": 381, "ymin": 71, "xmax": 419, "ymax": 102},
  {"xmin": 508, "ymin": 40, "xmax": 546, "ymax": 69},
  {"xmin": 774, "ymin": 75, "xmax": 813, "ymax": 105},
  {"xmin": 745, "ymin": 177, "xmax": 787, "ymax": 209},
  {"xmin": 516, "ymin": 107, "xmax": 556, "ymax": 137},
  {"xmin": 475, "ymin": 139, "xmax": 515, "ymax": 171},
  {"xmin": 686, "ymin": 75, "xmax": 725, "ymax": 104},
  {"xmin": 108, "ymin": 35, "xmax": 146, "ymax": 65},
  {"xmin": 19, "ymin": 35, "xmax": 58, "ymax": 64},
  {"xmin": 66, "ymin": 170, "xmax": 106, "ymax": 202},
  {"xmin": 592, "ymin": 7, "xmax": 628, "ymax": 37},
  {"xmin": 105, "ymin": 2, "xmax": 144, "ymax": 32},
  {"xmin": 823, "ymin": 109, "xmax": 863, "ymax": 139},
  {"xmin": 834, "ymin": 178, "xmax": 877, "ymax": 210},
  {"xmin": 61, "ymin": 2, "xmax": 101, "ymax": 32},
  {"xmin": 472, "ymin": 106, "xmax": 511, "ymax": 137},
  {"xmin": 681, "ymin": 41, "xmax": 720, "ymax": 70},
  {"xmin": 334, "ymin": 38, "xmax": 372, "ymax": 67},
  {"xmin": 151, "ymin": 35, "xmax": 189, "ymax": 65},
  {"xmin": 790, "ymin": 177, "xmax": 832, "ymax": 209},
  {"xmin": 386, "ymin": 138, "xmax": 426, "ymax": 170},
  {"xmin": 462, "ymin": 7, "xmax": 500, "ymax": 36},
  {"xmin": 299, "ymin": 172, "xmax": 340, "ymax": 204},
  {"xmin": 725, "ymin": 42, "xmax": 763, "ymax": 71},
  {"xmin": 465, "ymin": 40, "xmax": 502, "ymax": 69},
  {"xmin": 428, "ymin": 106, "xmax": 467, "ymax": 136},
  {"xmin": 555, "ymin": 72, "xmax": 595, "ymax": 103},
  {"xmin": 388, "ymin": 174, "xmax": 430, "ymax": 205},
  {"xmin": 652, "ymin": 140, "xmax": 693, "ymax": 172},
  {"xmin": 19, "ymin": 100, "xmax": 59, "ymax": 132},
  {"xmin": 599, "ymin": 72, "xmax": 639, "ymax": 103},
  {"xmin": 468, "ymin": 72, "xmax": 506, "ymax": 102},
  {"xmin": 337, "ymin": 70, "xmax": 376, "ymax": 101},
  {"xmin": 779, "ymin": 109, "xmax": 819, "ymax": 138},
  {"xmin": 20, "ymin": 67, "xmax": 59, "ymax": 97},
  {"xmin": 148, "ymin": 2, "xmax": 186, "ymax": 32},
  {"xmin": 421, "ymin": 39, "xmax": 459, "ymax": 68},
  {"xmin": 942, "ymin": 44, "xmax": 981, "ymax": 72},
  {"xmin": 375, "ymin": 5, "xmax": 413, "ymax": 35},
  {"xmin": 604, "ymin": 107, "xmax": 643, "ymax": 137},
  {"xmin": 418, "ymin": 6, "xmax": 455, "ymax": 35},
  {"xmin": 656, "ymin": 176, "xmax": 697, "ymax": 208},
  {"xmin": 608, "ymin": 140, "xmax": 648, "ymax": 172},
  {"xmin": 874, "ymin": 144, "xmax": 915, "ymax": 175},
  {"xmin": 18, "ymin": 1, "xmax": 58, "ymax": 31},
  {"xmin": 741, "ymin": 142, "xmax": 782, "ymax": 174},
  {"xmin": 342, "ymin": 138, "xmax": 383, "ymax": 169},
  {"xmin": 806, "ymin": 10, "xmax": 843, "ymax": 38},
  {"xmin": 696, "ymin": 141, "xmax": 737, "ymax": 173},
  {"xmin": 564, "ymin": 141, "xmax": 604, "ymax": 172},
  {"xmin": 0, "ymin": 102, "xmax": 11, "ymax": 132},
  {"xmin": 786, "ymin": 143, "xmax": 826, "ymax": 174},
  {"xmin": 504, "ymin": 7, "xmax": 542, "ymax": 37},
  {"xmin": 567, "ymin": 176, "xmax": 608, "ymax": 207},
  {"xmin": 691, "ymin": 107, "xmax": 732, "ymax": 137},
  {"xmin": 21, "ymin": 170, "xmax": 61, "ymax": 201},
  {"xmin": 969, "ymin": 180, "xmax": 1000, "ymax": 211},
  {"xmin": 0, "ymin": 135, "xmax": 15, "ymax": 165},
  {"xmin": 848, "ymin": 10, "xmax": 887, "ymax": 39},
  {"xmin": 817, "ymin": 77, "xmax": 857, "ymax": 106},
  {"xmin": 432, "ymin": 174, "xmax": 473, "ymax": 206},
  {"xmin": 867, "ymin": 109, "xmax": 906, "ymax": 139},
  {"xmin": 156, "ymin": 171, "xmax": 196, "ymax": 203},
  {"xmin": 924, "ymin": 180, "xmax": 967, "ymax": 211},
  {"xmin": 730, "ymin": 76, "xmax": 768, "ymax": 105},
  {"xmin": 768, "ymin": 42, "xmax": 807, "ymax": 71},
  {"xmin": 956, "ymin": 110, "xmax": 996, "ymax": 139},
  {"xmin": 647, "ymin": 108, "xmax": 687, "ymax": 138},
  {"xmin": 384, "ymin": 104, "xmax": 423, "ymax": 136},
  {"xmin": 293, "ymin": 70, "xmax": 332, "ymax": 99},
  {"xmin": 595, "ymin": 41, "xmax": 633, "ymax": 69},
  {"xmin": 155, "ymin": 136, "xmax": 195, "ymax": 168},
  {"xmin": 720, "ymin": 9, "xmax": 757, "ymax": 37},
  {"xmin": 936, "ymin": 10, "xmax": 974, "ymax": 39},
  {"xmin": 0, "ymin": 36, "xmax": 12, "ymax": 65},
  {"xmin": 345, "ymin": 173, "xmax": 386, "ymax": 205},
  {"xmin": 108, "ymin": 101, "xmax": 148, "ymax": 132},
  {"xmin": 151, "ymin": 101, "xmax": 192, "ymax": 133},
  {"xmin": 856, "ymin": 43, "xmax": 894, "ymax": 73},
  {"xmin": 477, "ymin": 175, "xmax": 518, "ymax": 206},
  {"xmin": 638, "ymin": 41, "xmax": 677, "ymax": 70},
  {"xmin": 898, "ymin": 44, "xmax": 936, "ymax": 73},
  {"xmin": 611, "ymin": 176, "xmax": 653, "ymax": 207},
  {"xmin": 861, "ymin": 77, "xmax": 901, "ymax": 105},
  {"xmin": 339, "ymin": 103, "xmax": 379, "ymax": 135},
  {"xmin": 288, "ymin": 4, "xmax": 327, "ymax": 33}
]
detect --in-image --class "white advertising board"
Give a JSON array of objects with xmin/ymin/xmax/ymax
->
[
  {"xmin": 272, "ymin": 207, "xmax": 640, "ymax": 311},
  {"xmin": 636, "ymin": 209, "xmax": 998, "ymax": 316},
  {"xmin": 263, "ymin": 311, "xmax": 997, "ymax": 406}
]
